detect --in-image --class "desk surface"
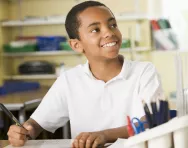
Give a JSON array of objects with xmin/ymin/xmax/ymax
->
[
  {"xmin": 0, "ymin": 139, "xmax": 119, "ymax": 148},
  {"xmin": 0, "ymin": 140, "xmax": 74, "ymax": 148},
  {"xmin": 0, "ymin": 87, "xmax": 49, "ymax": 104},
  {"xmin": 0, "ymin": 140, "xmax": 9, "ymax": 147}
]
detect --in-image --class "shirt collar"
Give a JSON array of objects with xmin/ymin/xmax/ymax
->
[
  {"xmin": 82, "ymin": 55, "xmax": 129, "ymax": 80},
  {"xmin": 83, "ymin": 60, "xmax": 97, "ymax": 80}
]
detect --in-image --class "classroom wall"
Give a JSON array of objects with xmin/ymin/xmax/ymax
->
[
  {"xmin": 151, "ymin": 51, "xmax": 188, "ymax": 98},
  {"xmin": 0, "ymin": 0, "xmax": 9, "ymax": 85}
]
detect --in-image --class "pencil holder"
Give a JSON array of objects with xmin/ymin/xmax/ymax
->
[
  {"xmin": 124, "ymin": 116, "xmax": 188, "ymax": 148},
  {"xmin": 128, "ymin": 142, "xmax": 147, "ymax": 148},
  {"xmin": 173, "ymin": 127, "xmax": 188, "ymax": 148},
  {"xmin": 147, "ymin": 133, "xmax": 172, "ymax": 148}
]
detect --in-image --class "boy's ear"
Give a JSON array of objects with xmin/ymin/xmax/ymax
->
[{"xmin": 68, "ymin": 39, "xmax": 84, "ymax": 53}]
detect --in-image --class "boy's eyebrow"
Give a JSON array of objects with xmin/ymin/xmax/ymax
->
[
  {"xmin": 87, "ymin": 17, "xmax": 116, "ymax": 28},
  {"xmin": 108, "ymin": 17, "xmax": 116, "ymax": 22}
]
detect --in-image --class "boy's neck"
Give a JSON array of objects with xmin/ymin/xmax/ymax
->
[{"xmin": 88, "ymin": 55, "xmax": 123, "ymax": 83}]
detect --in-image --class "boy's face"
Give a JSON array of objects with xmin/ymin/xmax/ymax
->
[{"xmin": 77, "ymin": 6, "xmax": 122, "ymax": 60}]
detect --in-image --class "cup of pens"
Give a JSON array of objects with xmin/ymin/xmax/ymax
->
[{"xmin": 143, "ymin": 99, "xmax": 173, "ymax": 148}]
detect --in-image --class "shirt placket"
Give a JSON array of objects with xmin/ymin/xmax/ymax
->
[{"xmin": 100, "ymin": 84, "xmax": 113, "ymax": 111}]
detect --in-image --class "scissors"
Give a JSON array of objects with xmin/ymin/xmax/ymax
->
[{"xmin": 131, "ymin": 117, "xmax": 147, "ymax": 134}]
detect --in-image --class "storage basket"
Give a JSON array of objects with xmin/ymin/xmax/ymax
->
[{"xmin": 37, "ymin": 36, "xmax": 66, "ymax": 51}]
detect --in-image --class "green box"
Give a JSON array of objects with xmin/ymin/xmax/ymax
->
[
  {"xmin": 3, "ymin": 44, "xmax": 37, "ymax": 53},
  {"xmin": 60, "ymin": 42, "xmax": 72, "ymax": 51},
  {"xmin": 121, "ymin": 39, "xmax": 131, "ymax": 48}
]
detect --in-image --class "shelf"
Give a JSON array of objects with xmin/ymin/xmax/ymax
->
[
  {"xmin": 4, "ymin": 74, "xmax": 58, "ymax": 80},
  {"xmin": 2, "ymin": 47, "xmax": 150, "ymax": 57},
  {"xmin": 1, "ymin": 14, "xmax": 148, "ymax": 27},
  {"xmin": 1, "ymin": 19, "xmax": 65, "ymax": 27},
  {"xmin": 120, "ymin": 47, "xmax": 151, "ymax": 52},
  {"xmin": 3, "ymin": 50, "xmax": 81, "ymax": 57},
  {"xmin": 115, "ymin": 14, "xmax": 149, "ymax": 21}
]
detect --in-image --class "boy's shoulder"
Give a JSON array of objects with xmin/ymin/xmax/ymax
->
[
  {"xmin": 126, "ymin": 60, "xmax": 155, "ymax": 70},
  {"xmin": 59, "ymin": 64, "xmax": 85, "ymax": 78}
]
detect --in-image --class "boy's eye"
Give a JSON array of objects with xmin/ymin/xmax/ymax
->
[
  {"xmin": 91, "ymin": 28, "xmax": 100, "ymax": 33},
  {"xmin": 111, "ymin": 23, "xmax": 117, "ymax": 28}
]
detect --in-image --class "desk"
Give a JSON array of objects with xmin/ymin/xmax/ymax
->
[
  {"xmin": 0, "ymin": 140, "xmax": 113, "ymax": 148},
  {"xmin": 0, "ymin": 140, "xmax": 74, "ymax": 148},
  {"xmin": 0, "ymin": 140, "xmax": 9, "ymax": 147},
  {"xmin": 0, "ymin": 87, "xmax": 49, "ymax": 123}
]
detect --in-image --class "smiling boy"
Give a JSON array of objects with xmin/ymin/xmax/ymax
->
[{"xmin": 7, "ymin": 1, "xmax": 163, "ymax": 148}]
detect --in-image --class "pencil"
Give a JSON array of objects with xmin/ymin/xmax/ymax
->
[
  {"xmin": 0, "ymin": 103, "xmax": 32, "ymax": 139},
  {"xmin": 142, "ymin": 100, "xmax": 153, "ymax": 128},
  {"xmin": 151, "ymin": 101, "xmax": 158, "ymax": 127}
]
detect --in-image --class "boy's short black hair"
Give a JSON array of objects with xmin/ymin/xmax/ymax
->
[{"xmin": 65, "ymin": 1, "xmax": 108, "ymax": 40}]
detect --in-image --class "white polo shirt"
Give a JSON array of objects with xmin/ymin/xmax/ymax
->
[{"xmin": 31, "ymin": 58, "xmax": 163, "ymax": 138}]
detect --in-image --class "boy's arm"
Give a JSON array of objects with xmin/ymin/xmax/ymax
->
[
  {"xmin": 102, "ymin": 116, "xmax": 147, "ymax": 142},
  {"xmin": 72, "ymin": 116, "xmax": 146, "ymax": 148},
  {"xmin": 23, "ymin": 118, "xmax": 43, "ymax": 139},
  {"xmin": 8, "ymin": 118, "xmax": 43, "ymax": 147}
]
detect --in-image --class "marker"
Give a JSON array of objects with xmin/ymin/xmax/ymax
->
[
  {"xmin": 126, "ymin": 116, "xmax": 134, "ymax": 137},
  {"xmin": 0, "ymin": 103, "xmax": 32, "ymax": 139}
]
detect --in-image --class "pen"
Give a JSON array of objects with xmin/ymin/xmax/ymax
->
[
  {"xmin": 0, "ymin": 103, "xmax": 32, "ymax": 139},
  {"xmin": 142, "ymin": 100, "xmax": 153, "ymax": 128}
]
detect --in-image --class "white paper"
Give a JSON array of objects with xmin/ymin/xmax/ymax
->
[
  {"xmin": 5, "ymin": 139, "xmax": 74, "ymax": 148},
  {"xmin": 107, "ymin": 138, "xmax": 127, "ymax": 148}
]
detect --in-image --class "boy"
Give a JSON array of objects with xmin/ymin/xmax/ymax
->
[{"xmin": 7, "ymin": 1, "xmax": 163, "ymax": 148}]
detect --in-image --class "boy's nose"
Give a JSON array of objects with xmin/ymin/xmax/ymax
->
[{"xmin": 103, "ymin": 28, "xmax": 115, "ymax": 38}]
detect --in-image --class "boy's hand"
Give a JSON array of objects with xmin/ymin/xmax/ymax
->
[
  {"xmin": 72, "ymin": 131, "xmax": 107, "ymax": 148},
  {"xmin": 7, "ymin": 124, "xmax": 32, "ymax": 147}
]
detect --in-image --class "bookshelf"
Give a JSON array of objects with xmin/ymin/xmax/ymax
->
[
  {"xmin": 0, "ymin": 0, "xmax": 152, "ymax": 86},
  {"xmin": 2, "ymin": 14, "xmax": 149, "ymax": 27}
]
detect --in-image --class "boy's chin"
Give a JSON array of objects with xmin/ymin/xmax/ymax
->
[{"xmin": 105, "ymin": 52, "xmax": 120, "ymax": 59}]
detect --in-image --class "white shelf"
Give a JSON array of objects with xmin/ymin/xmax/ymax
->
[
  {"xmin": 120, "ymin": 47, "xmax": 151, "ymax": 52},
  {"xmin": 2, "ymin": 47, "xmax": 150, "ymax": 57},
  {"xmin": 1, "ymin": 14, "xmax": 148, "ymax": 27},
  {"xmin": 4, "ymin": 74, "xmax": 58, "ymax": 80},
  {"xmin": 3, "ymin": 50, "xmax": 81, "ymax": 57},
  {"xmin": 1, "ymin": 19, "xmax": 65, "ymax": 27},
  {"xmin": 115, "ymin": 14, "xmax": 149, "ymax": 21}
]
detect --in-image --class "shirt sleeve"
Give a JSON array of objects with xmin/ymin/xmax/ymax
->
[
  {"xmin": 139, "ymin": 62, "xmax": 164, "ymax": 103},
  {"xmin": 129, "ymin": 62, "xmax": 164, "ymax": 120},
  {"xmin": 30, "ymin": 75, "xmax": 69, "ymax": 133}
]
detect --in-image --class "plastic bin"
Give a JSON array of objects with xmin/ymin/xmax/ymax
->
[
  {"xmin": 3, "ymin": 44, "xmax": 37, "ymax": 53},
  {"xmin": 60, "ymin": 42, "xmax": 72, "ymax": 51},
  {"xmin": 37, "ymin": 36, "xmax": 67, "ymax": 51},
  {"xmin": 121, "ymin": 39, "xmax": 131, "ymax": 48},
  {"xmin": 0, "ymin": 81, "xmax": 40, "ymax": 95}
]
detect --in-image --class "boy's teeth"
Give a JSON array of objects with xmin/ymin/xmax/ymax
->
[{"xmin": 103, "ymin": 42, "xmax": 116, "ymax": 47}]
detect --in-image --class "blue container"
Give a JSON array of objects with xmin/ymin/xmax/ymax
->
[
  {"xmin": 37, "ymin": 36, "xmax": 67, "ymax": 51},
  {"xmin": 0, "ymin": 81, "xmax": 40, "ymax": 95},
  {"xmin": 169, "ymin": 110, "xmax": 177, "ymax": 119}
]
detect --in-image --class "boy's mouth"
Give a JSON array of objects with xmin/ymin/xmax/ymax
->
[{"xmin": 101, "ymin": 41, "xmax": 117, "ymax": 48}]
